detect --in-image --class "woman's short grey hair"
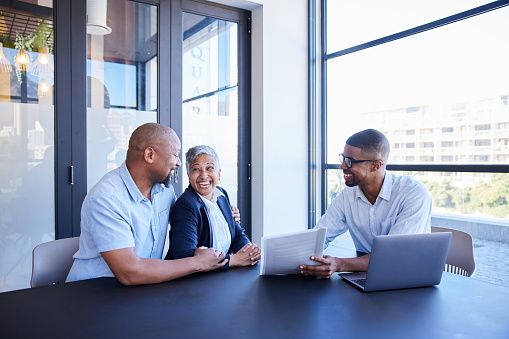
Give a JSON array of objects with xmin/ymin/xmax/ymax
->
[{"xmin": 185, "ymin": 145, "xmax": 221, "ymax": 173}]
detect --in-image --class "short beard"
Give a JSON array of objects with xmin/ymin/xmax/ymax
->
[
  {"xmin": 163, "ymin": 173, "xmax": 171, "ymax": 188},
  {"xmin": 344, "ymin": 172, "xmax": 358, "ymax": 187}
]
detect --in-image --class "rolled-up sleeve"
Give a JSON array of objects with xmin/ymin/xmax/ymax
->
[
  {"xmin": 86, "ymin": 196, "xmax": 136, "ymax": 254},
  {"xmin": 314, "ymin": 192, "xmax": 348, "ymax": 249}
]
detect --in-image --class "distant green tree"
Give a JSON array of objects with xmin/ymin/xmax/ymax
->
[
  {"xmin": 327, "ymin": 169, "xmax": 344, "ymax": 200},
  {"xmin": 424, "ymin": 179, "xmax": 456, "ymax": 209},
  {"xmin": 468, "ymin": 174, "xmax": 509, "ymax": 218},
  {"xmin": 452, "ymin": 186, "xmax": 472, "ymax": 214},
  {"xmin": 491, "ymin": 173, "xmax": 509, "ymax": 205}
]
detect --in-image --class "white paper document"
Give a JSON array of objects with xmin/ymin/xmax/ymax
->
[{"xmin": 260, "ymin": 228, "xmax": 327, "ymax": 275}]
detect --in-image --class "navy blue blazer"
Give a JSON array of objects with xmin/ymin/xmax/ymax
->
[{"xmin": 166, "ymin": 185, "xmax": 250, "ymax": 270}]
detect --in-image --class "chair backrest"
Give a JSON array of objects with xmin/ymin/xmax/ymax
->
[
  {"xmin": 31, "ymin": 237, "xmax": 80, "ymax": 287},
  {"xmin": 431, "ymin": 226, "xmax": 475, "ymax": 277}
]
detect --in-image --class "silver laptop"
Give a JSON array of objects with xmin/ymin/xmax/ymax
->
[{"xmin": 339, "ymin": 232, "xmax": 452, "ymax": 292}]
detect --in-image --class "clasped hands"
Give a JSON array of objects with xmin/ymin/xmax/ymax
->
[
  {"xmin": 230, "ymin": 243, "xmax": 261, "ymax": 267},
  {"xmin": 194, "ymin": 243, "xmax": 261, "ymax": 270}
]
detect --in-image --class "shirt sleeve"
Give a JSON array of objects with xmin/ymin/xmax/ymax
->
[
  {"xmin": 387, "ymin": 181, "xmax": 432, "ymax": 235},
  {"xmin": 84, "ymin": 196, "xmax": 136, "ymax": 254},
  {"xmin": 314, "ymin": 191, "xmax": 348, "ymax": 248}
]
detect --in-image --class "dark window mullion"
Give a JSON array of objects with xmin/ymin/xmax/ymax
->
[
  {"xmin": 325, "ymin": 0, "xmax": 509, "ymax": 60},
  {"xmin": 70, "ymin": 0, "xmax": 88, "ymax": 237},
  {"xmin": 54, "ymin": 0, "xmax": 87, "ymax": 239},
  {"xmin": 183, "ymin": 84, "xmax": 237, "ymax": 104}
]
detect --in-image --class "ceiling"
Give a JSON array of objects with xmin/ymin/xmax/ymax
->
[{"xmin": 0, "ymin": 8, "xmax": 53, "ymax": 49}]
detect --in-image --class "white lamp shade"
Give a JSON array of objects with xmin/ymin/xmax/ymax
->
[{"xmin": 87, "ymin": 0, "xmax": 112, "ymax": 35}]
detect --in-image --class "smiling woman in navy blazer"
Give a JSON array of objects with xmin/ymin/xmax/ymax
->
[{"xmin": 166, "ymin": 145, "xmax": 260, "ymax": 270}]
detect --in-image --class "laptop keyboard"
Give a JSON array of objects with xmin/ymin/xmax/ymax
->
[{"xmin": 353, "ymin": 278, "xmax": 366, "ymax": 287}]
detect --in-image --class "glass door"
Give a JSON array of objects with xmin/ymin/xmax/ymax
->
[
  {"xmin": 86, "ymin": 0, "xmax": 158, "ymax": 190},
  {"xmin": 177, "ymin": 1, "xmax": 251, "ymax": 236},
  {"xmin": 181, "ymin": 12, "xmax": 240, "ymax": 204},
  {"xmin": 0, "ymin": 1, "xmax": 55, "ymax": 291}
]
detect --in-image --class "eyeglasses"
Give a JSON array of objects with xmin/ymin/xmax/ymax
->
[{"xmin": 339, "ymin": 153, "xmax": 381, "ymax": 168}]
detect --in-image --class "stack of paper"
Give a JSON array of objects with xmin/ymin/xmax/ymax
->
[{"xmin": 260, "ymin": 228, "xmax": 327, "ymax": 275}]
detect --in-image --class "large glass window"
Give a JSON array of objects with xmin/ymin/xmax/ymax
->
[
  {"xmin": 0, "ymin": 1, "xmax": 54, "ymax": 292},
  {"xmin": 323, "ymin": 1, "xmax": 509, "ymax": 286},
  {"xmin": 86, "ymin": 0, "xmax": 158, "ymax": 190},
  {"xmin": 326, "ymin": 6, "xmax": 509, "ymax": 166}
]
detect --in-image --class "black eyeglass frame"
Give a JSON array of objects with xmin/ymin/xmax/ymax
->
[{"xmin": 339, "ymin": 153, "xmax": 382, "ymax": 168}]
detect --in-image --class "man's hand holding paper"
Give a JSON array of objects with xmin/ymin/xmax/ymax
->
[{"xmin": 260, "ymin": 228, "xmax": 326, "ymax": 275}]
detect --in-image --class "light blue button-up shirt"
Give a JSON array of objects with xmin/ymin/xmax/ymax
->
[
  {"xmin": 315, "ymin": 172, "xmax": 432, "ymax": 253},
  {"xmin": 66, "ymin": 162, "xmax": 176, "ymax": 282}
]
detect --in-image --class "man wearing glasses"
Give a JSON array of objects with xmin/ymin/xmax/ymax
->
[{"xmin": 300, "ymin": 129, "xmax": 432, "ymax": 278}]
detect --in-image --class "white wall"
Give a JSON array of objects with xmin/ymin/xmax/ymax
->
[{"xmin": 208, "ymin": 0, "xmax": 310, "ymax": 243}]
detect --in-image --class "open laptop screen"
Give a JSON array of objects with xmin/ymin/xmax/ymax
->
[{"xmin": 339, "ymin": 232, "xmax": 452, "ymax": 292}]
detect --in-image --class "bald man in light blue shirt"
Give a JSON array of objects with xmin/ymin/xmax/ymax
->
[
  {"xmin": 300, "ymin": 129, "xmax": 432, "ymax": 278},
  {"xmin": 66, "ymin": 162, "xmax": 177, "ymax": 282}
]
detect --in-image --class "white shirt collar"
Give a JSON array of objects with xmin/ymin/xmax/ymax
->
[{"xmin": 198, "ymin": 187, "xmax": 225, "ymax": 206}]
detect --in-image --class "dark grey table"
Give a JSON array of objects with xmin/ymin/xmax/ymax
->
[{"xmin": 1, "ymin": 249, "xmax": 509, "ymax": 339}]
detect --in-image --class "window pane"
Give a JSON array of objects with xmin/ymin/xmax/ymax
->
[
  {"xmin": 0, "ymin": 2, "xmax": 54, "ymax": 291},
  {"xmin": 326, "ymin": 6, "xmax": 509, "ymax": 166},
  {"xmin": 325, "ymin": 168, "xmax": 345, "ymax": 206},
  {"xmin": 87, "ymin": 0, "xmax": 158, "ymax": 190},
  {"xmin": 397, "ymin": 171, "xmax": 509, "ymax": 286},
  {"xmin": 326, "ymin": 0, "xmax": 492, "ymax": 53},
  {"xmin": 182, "ymin": 13, "xmax": 239, "ymax": 205}
]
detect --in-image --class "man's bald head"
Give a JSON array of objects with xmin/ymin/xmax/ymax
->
[
  {"xmin": 128, "ymin": 123, "xmax": 179, "ymax": 154},
  {"xmin": 125, "ymin": 123, "xmax": 181, "ymax": 189}
]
